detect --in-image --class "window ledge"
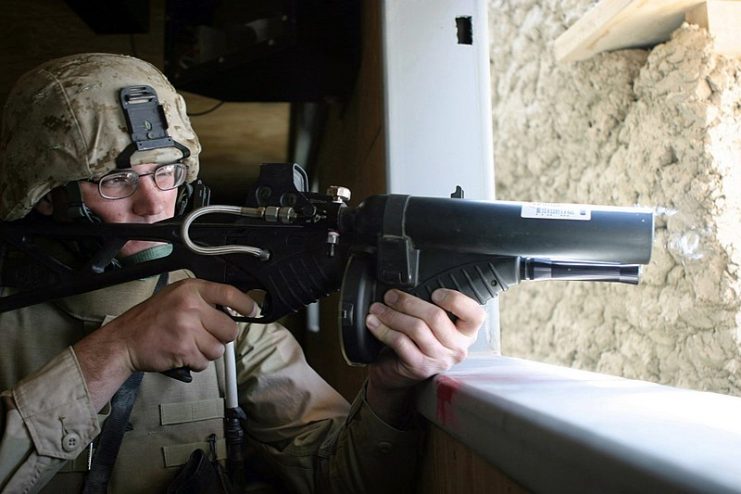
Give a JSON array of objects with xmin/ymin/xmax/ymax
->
[{"xmin": 416, "ymin": 355, "xmax": 741, "ymax": 493}]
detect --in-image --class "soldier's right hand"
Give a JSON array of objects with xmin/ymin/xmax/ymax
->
[{"xmin": 73, "ymin": 279, "xmax": 256, "ymax": 410}]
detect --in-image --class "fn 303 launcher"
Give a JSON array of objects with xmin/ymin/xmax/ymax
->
[{"xmin": 0, "ymin": 164, "xmax": 654, "ymax": 365}]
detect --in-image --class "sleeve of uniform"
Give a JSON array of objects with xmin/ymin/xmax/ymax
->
[
  {"xmin": 0, "ymin": 347, "xmax": 100, "ymax": 493},
  {"xmin": 235, "ymin": 322, "xmax": 422, "ymax": 494}
]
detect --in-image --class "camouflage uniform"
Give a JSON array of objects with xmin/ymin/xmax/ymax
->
[
  {"xmin": 0, "ymin": 54, "xmax": 420, "ymax": 493},
  {"xmin": 0, "ymin": 272, "xmax": 420, "ymax": 493}
]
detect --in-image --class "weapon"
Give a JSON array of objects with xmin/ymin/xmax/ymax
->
[{"xmin": 0, "ymin": 163, "xmax": 654, "ymax": 365}]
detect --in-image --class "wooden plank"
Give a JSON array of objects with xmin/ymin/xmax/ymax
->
[
  {"xmin": 554, "ymin": 0, "xmax": 704, "ymax": 62},
  {"xmin": 418, "ymin": 423, "xmax": 529, "ymax": 494},
  {"xmin": 686, "ymin": 1, "xmax": 741, "ymax": 57}
]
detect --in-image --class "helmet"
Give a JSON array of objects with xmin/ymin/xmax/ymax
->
[{"xmin": 0, "ymin": 53, "xmax": 201, "ymax": 221}]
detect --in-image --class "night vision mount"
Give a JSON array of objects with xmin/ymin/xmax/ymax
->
[{"xmin": 116, "ymin": 85, "xmax": 190, "ymax": 169}]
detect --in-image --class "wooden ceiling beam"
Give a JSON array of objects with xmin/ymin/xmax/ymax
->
[{"xmin": 554, "ymin": 0, "xmax": 741, "ymax": 63}]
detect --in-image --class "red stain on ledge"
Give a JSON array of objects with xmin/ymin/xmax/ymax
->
[{"xmin": 436, "ymin": 375, "xmax": 462, "ymax": 426}]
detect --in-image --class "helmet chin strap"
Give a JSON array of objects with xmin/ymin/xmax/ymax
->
[
  {"xmin": 62, "ymin": 181, "xmax": 101, "ymax": 224},
  {"xmin": 47, "ymin": 178, "xmax": 205, "ymax": 274},
  {"xmin": 50, "ymin": 182, "xmax": 124, "ymax": 271}
]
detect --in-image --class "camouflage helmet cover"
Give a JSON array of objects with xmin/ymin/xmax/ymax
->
[{"xmin": 0, "ymin": 53, "xmax": 200, "ymax": 221}]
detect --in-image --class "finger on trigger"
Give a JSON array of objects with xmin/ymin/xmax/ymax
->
[
  {"xmin": 201, "ymin": 308, "xmax": 239, "ymax": 343},
  {"xmin": 201, "ymin": 282, "xmax": 258, "ymax": 318}
]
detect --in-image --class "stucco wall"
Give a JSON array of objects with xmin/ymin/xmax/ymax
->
[{"xmin": 489, "ymin": 0, "xmax": 741, "ymax": 395}]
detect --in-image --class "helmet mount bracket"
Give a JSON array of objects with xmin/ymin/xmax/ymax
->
[{"xmin": 115, "ymin": 85, "xmax": 190, "ymax": 169}]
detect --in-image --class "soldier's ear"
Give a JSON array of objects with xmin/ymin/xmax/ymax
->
[
  {"xmin": 34, "ymin": 193, "xmax": 54, "ymax": 216},
  {"xmin": 33, "ymin": 188, "xmax": 71, "ymax": 221}
]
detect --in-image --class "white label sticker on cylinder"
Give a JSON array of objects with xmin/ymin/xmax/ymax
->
[{"xmin": 521, "ymin": 203, "xmax": 592, "ymax": 220}]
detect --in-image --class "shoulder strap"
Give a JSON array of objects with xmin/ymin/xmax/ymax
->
[
  {"xmin": 82, "ymin": 272, "xmax": 168, "ymax": 493},
  {"xmin": 82, "ymin": 371, "xmax": 144, "ymax": 494}
]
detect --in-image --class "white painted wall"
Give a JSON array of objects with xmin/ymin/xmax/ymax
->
[
  {"xmin": 381, "ymin": 0, "xmax": 497, "ymax": 351},
  {"xmin": 382, "ymin": 0, "xmax": 494, "ymax": 199}
]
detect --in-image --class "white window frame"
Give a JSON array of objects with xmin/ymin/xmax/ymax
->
[{"xmin": 381, "ymin": 0, "xmax": 498, "ymax": 353}]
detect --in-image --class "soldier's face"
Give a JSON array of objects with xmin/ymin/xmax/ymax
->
[{"xmin": 79, "ymin": 163, "xmax": 178, "ymax": 257}]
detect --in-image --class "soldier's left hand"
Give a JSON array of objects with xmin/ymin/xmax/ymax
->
[{"xmin": 366, "ymin": 288, "xmax": 485, "ymax": 392}]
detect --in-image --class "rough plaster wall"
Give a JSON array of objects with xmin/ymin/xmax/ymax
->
[{"xmin": 489, "ymin": 0, "xmax": 741, "ymax": 395}]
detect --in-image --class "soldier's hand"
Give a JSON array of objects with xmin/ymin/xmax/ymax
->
[
  {"xmin": 73, "ymin": 279, "xmax": 256, "ymax": 410},
  {"xmin": 111, "ymin": 279, "xmax": 256, "ymax": 374},
  {"xmin": 366, "ymin": 288, "xmax": 485, "ymax": 390}
]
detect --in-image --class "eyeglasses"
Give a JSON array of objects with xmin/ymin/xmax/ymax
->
[{"xmin": 90, "ymin": 163, "xmax": 188, "ymax": 199}]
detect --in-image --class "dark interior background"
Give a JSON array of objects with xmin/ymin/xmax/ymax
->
[{"xmin": 0, "ymin": 0, "xmax": 379, "ymax": 400}]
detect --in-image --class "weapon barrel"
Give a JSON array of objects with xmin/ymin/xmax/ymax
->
[{"xmin": 350, "ymin": 196, "xmax": 654, "ymax": 265}]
